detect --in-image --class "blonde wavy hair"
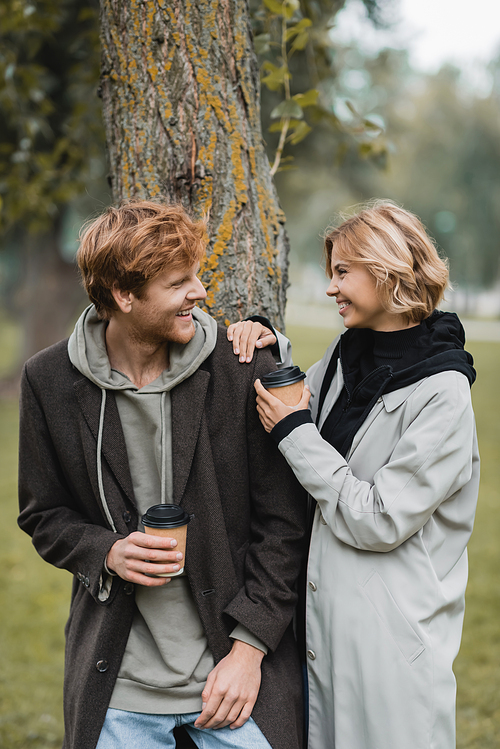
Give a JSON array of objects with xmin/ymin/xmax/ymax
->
[{"xmin": 324, "ymin": 201, "xmax": 449, "ymax": 324}]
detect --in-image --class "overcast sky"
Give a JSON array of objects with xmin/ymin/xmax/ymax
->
[{"xmin": 332, "ymin": 0, "xmax": 500, "ymax": 74}]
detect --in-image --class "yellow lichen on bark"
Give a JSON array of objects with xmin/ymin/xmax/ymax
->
[
  {"xmin": 144, "ymin": 3, "xmax": 159, "ymax": 83},
  {"xmin": 202, "ymin": 269, "xmax": 225, "ymax": 308},
  {"xmin": 203, "ymin": 199, "xmax": 237, "ymax": 272}
]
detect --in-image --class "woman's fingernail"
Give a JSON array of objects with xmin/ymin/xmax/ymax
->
[
  {"xmin": 246, "ymin": 356, "xmax": 252, "ymax": 362},
  {"xmin": 234, "ymin": 348, "xmax": 239, "ymax": 355}
]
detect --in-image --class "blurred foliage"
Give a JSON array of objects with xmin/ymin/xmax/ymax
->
[
  {"xmin": 277, "ymin": 45, "xmax": 500, "ymax": 291},
  {"xmin": 251, "ymin": 0, "xmax": 389, "ymax": 172},
  {"xmin": 0, "ymin": 0, "xmax": 106, "ymax": 234},
  {"xmin": 0, "ymin": 0, "xmax": 109, "ymax": 363}
]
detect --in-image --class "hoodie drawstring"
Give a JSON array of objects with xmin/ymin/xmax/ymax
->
[
  {"xmin": 160, "ymin": 392, "xmax": 167, "ymax": 505},
  {"xmin": 97, "ymin": 389, "xmax": 118, "ymax": 532}
]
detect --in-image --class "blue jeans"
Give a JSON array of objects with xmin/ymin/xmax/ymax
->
[{"xmin": 96, "ymin": 708, "xmax": 272, "ymax": 749}]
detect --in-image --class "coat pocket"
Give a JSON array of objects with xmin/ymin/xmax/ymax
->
[{"xmin": 361, "ymin": 570, "xmax": 425, "ymax": 665}]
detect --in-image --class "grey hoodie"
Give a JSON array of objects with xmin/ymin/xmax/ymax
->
[{"xmin": 68, "ymin": 304, "xmax": 218, "ymax": 518}]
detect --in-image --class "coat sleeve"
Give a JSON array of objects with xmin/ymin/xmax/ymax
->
[
  {"xmin": 223, "ymin": 351, "xmax": 307, "ymax": 652},
  {"xmin": 18, "ymin": 363, "xmax": 124, "ymax": 603},
  {"xmin": 277, "ymin": 370, "xmax": 478, "ymax": 552}
]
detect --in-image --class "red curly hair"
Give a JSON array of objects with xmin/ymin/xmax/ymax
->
[{"xmin": 77, "ymin": 201, "xmax": 208, "ymax": 319}]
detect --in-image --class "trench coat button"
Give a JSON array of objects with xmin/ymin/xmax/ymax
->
[
  {"xmin": 96, "ymin": 659, "xmax": 109, "ymax": 672},
  {"xmin": 123, "ymin": 583, "xmax": 135, "ymax": 595},
  {"xmin": 122, "ymin": 511, "xmax": 132, "ymax": 523},
  {"xmin": 308, "ymin": 581, "xmax": 317, "ymax": 591},
  {"xmin": 307, "ymin": 650, "xmax": 316, "ymax": 660}
]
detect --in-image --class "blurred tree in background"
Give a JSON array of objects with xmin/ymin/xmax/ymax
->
[{"xmin": 0, "ymin": 0, "xmax": 107, "ymax": 371}]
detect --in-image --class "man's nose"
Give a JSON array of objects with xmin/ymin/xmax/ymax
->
[{"xmin": 189, "ymin": 276, "xmax": 207, "ymax": 300}]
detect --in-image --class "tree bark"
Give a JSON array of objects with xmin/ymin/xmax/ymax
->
[{"xmin": 99, "ymin": 0, "xmax": 289, "ymax": 328}]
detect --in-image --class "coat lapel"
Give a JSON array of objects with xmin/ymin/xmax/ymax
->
[
  {"xmin": 171, "ymin": 367, "xmax": 211, "ymax": 503},
  {"xmin": 73, "ymin": 378, "xmax": 135, "ymax": 506}
]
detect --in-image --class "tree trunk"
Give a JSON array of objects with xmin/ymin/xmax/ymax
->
[{"xmin": 99, "ymin": 0, "xmax": 289, "ymax": 328}]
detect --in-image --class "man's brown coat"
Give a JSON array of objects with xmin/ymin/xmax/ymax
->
[{"xmin": 18, "ymin": 330, "xmax": 306, "ymax": 749}]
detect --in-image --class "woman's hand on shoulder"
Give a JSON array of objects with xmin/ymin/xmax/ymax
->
[
  {"xmin": 227, "ymin": 320, "xmax": 277, "ymax": 363},
  {"xmin": 254, "ymin": 379, "xmax": 311, "ymax": 433}
]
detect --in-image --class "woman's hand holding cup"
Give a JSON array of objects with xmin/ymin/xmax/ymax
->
[{"xmin": 254, "ymin": 378, "xmax": 311, "ymax": 433}]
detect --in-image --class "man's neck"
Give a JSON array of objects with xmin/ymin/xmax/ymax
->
[{"xmin": 105, "ymin": 318, "xmax": 169, "ymax": 389}]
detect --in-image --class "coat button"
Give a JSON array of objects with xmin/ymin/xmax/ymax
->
[
  {"xmin": 308, "ymin": 581, "xmax": 317, "ymax": 591},
  {"xmin": 122, "ymin": 511, "xmax": 132, "ymax": 523},
  {"xmin": 84, "ymin": 577, "xmax": 90, "ymax": 587},
  {"xmin": 123, "ymin": 583, "xmax": 135, "ymax": 595},
  {"xmin": 96, "ymin": 659, "xmax": 109, "ymax": 673},
  {"xmin": 307, "ymin": 650, "xmax": 316, "ymax": 660}
]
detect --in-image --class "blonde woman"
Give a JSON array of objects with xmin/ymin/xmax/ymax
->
[{"xmin": 228, "ymin": 202, "xmax": 480, "ymax": 749}]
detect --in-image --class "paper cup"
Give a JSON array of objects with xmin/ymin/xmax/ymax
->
[
  {"xmin": 142, "ymin": 504, "xmax": 190, "ymax": 577},
  {"xmin": 261, "ymin": 366, "xmax": 306, "ymax": 407}
]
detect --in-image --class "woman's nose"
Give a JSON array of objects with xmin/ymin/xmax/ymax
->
[{"xmin": 326, "ymin": 278, "xmax": 338, "ymax": 297}]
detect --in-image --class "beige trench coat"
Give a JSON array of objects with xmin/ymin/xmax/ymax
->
[{"xmin": 277, "ymin": 335, "xmax": 480, "ymax": 749}]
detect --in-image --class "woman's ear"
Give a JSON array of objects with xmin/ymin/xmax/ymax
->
[{"xmin": 111, "ymin": 284, "xmax": 134, "ymax": 314}]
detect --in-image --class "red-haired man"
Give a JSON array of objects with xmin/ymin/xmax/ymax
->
[{"xmin": 18, "ymin": 202, "xmax": 306, "ymax": 749}]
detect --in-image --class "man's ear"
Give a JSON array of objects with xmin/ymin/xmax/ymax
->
[{"xmin": 111, "ymin": 284, "xmax": 134, "ymax": 314}]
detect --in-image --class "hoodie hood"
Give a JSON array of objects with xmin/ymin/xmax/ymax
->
[
  {"xmin": 340, "ymin": 310, "xmax": 476, "ymax": 403},
  {"xmin": 319, "ymin": 310, "xmax": 476, "ymax": 459},
  {"xmin": 68, "ymin": 304, "xmax": 218, "ymax": 391}
]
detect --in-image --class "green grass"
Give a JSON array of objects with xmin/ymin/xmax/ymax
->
[
  {"xmin": 0, "ymin": 400, "xmax": 67, "ymax": 748},
  {"xmin": 0, "ymin": 327, "xmax": 498, "ymax": 747},
  {"xmin": 0, "ymin": 313, "xmax": 20, "ymax": 378}
]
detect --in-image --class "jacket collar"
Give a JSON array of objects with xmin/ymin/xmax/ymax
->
[
  {"xmin": 171, "ymin": 367, "xmax": 211, "ymax": 503},
  {"xmin": 73, "ymin": 377, "xmax": 136, "ymax": 507},
  {"xmin": 382, "ymin": 380, "xmax": 422, "ymax": 412}
]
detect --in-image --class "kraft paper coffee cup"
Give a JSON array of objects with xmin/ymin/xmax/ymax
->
[
  {"xmin": 142, "ymin": 504, "xmax": 191, "ymax": 577},
  {"xmin": 261, "ymin": 365, "xmax": 306, "ymax": 406}
]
